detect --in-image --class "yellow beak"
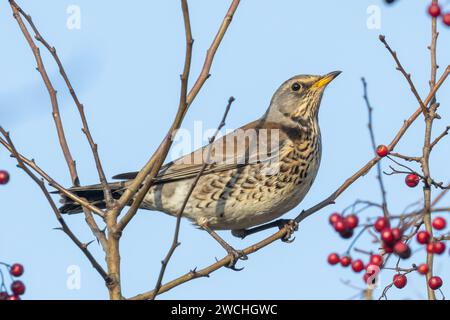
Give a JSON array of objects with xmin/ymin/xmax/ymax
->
[{"xmin": 313, "ymin": 70, "xmax": 342, "ymax": 88}]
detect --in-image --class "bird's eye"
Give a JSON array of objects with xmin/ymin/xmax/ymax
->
[{"xmin": 291, "ymin": 82, "xmax": 302, "ymax": 91}]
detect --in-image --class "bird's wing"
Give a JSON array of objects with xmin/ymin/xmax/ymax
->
[{"xmin": 112, "ymin": 119, "xmax": 299, "ymax": 184}]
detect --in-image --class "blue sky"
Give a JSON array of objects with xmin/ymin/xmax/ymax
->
[{"xmin": 1, "ymin": 0, "xmax": 450, "ymax": 299}]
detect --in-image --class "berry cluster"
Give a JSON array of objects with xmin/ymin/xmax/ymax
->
[
  {"xmin": 327, "ymin": 211, "xmax": 448, "ymax": 293},
  {"xmin": 428, "ymin": 3, "xmax": 450, "ymax": 27},
  {"xmin": 385, "ymin": 1, "xmax": 450, "ymax": 27},
  {"xmin": 329, "ymin": 212, "xmax": 359, "ymax": 239},
  {"xmin": 0, "ymin": 262, "xmax": 26, "ymax": 300}
]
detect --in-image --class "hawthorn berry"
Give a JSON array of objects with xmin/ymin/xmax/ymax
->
[
  {"xmin": 394, "ymin": 241, "xmax": 411, "ymax": 259},
  {"xmin": 10, "ymin": 263, "xmax": 24, "ymax": 277},
  {"xmin": 374, "ymin": 217, "xmax": 390, "ymax": 232},
  {"xmin": 0, "ymin": 292, "xmax": 8, "ymax": 300},
  {"xmin": 428, "ymin": 3, "xmax": 441, "ymax": 18},
  {"xmin": 417, "ymin": 264, "xmax": 429, "ymax": 275},
  {"xmin": 382, "ymin": 242, "xmax": 394, "ymax": 253},
  {"xmin": 428, "ymin": 276, "xmax": 443, "ymax": 290},
  {"xmin": 393, "ymin": 274, "xmax": 407, "ymax": 289},
  {"xmin": 376, "ymin": 145, "xmax": 389, "ymax": 157},
  {"xmin": 381, "ymin": 228, "xmax": 395, "ymax": 245},
  {"xmin": 444, "ymin": 13, "xmax": 450, "ymax": 26},
  {"xmin": 351, "ymin": 259, "xmax": 364, "ymax": 273},
  {"xmin": 432, "ymin": 241, "xmax": 446, "ymax": 255},
  {"xmin": 391, "ymin": 228, "xmax": 402, "ymax": 242},
  {"xmin": 416, "ymin": 231, "xmax": 431, "ymax": 244},
  {"xmin": 345, "ymin": 215, "xmax": 359, "ymax": 229},
  {"xmin": 0, "ymin": 170, "xmax": 10, "ymax": 185},
  {"xmin": 370, "ymin": 254, "xmax": 383, "ymax": 267},
  {"xmin": 405, "ymin": 174, "xmax": 420, "ymax": 188},
  {"xmin": 6, "ymin": 295, "xmax": 20, "ymax": 301},
  {"xmin": 327, "ymin": 253, "xmax": 340, "ymax": 265},
  {"xmin": 334, "ymin": 220, "xmax": 348, "ymax": 233},
  {"xmin": 339, "ymin": 229, "xmax": 354, "ymax": 239},
  {"xmin": 329, "ymin": 212, "xmax": 342, "ymax": 225},
  {"xmin": 432, "ymin": 217, "xmax": 446, "ymax": 230},
  {"xmin": 340, "ymin": 256, "xmax": 352, "ymax": 267},
  {"xmin": 11, "ymin": 280, "xmax": 25, "ymax": 296}
]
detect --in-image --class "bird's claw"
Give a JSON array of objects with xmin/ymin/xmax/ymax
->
[
  {"xmin": 281, "ymin": 220, "xmax": 298, "ymax": 243},
  {"xmin": 225, "ymin": 248, "xmax": 247, "ymax": 271}
]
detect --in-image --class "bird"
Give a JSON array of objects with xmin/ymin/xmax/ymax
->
[{"xmin": 59, "ymin": 71, "xmax": 340, "ymax": 261}]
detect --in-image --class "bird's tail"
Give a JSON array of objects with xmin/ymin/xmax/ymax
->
[{"xmin": 56, "ymin": 182, "xmax": 128, "ymax": 214}]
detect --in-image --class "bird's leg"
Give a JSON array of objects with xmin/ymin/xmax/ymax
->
[
  {"xmin": 200, "ymin": 224, "xmax": 248, "ymax": 271},
  {"xmin": 232, "ymin": 219, "xmax": 298, "ymax": 242}
]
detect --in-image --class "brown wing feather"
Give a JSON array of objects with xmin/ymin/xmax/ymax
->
[{"xmin": 112, "ymin": 119, "xmax": 300, "ymax": 184}]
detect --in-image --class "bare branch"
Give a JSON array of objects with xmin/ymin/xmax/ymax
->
[
  {"xmin": 0, "ymin": 127, "xmax": 109, "ymax": 283},
  {"xmin": 115, "ymin": 0, "xmax": 241, "ymax": 232},
  {"xmin": 379, "ymin": 35, "xmax": 428, "ymax": 117},
  {"xmin": 9, "ymin": 0, "xmax": 79, "ymax": 186},
  {"xmin": 151, "ymin": 96, "xmax": 235, "ymax": 300},
  {"xmin": 361, "ymin": 77, "xmax": 389, "ymax": 218}
]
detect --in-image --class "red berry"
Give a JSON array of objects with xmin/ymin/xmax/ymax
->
[
  {"xmin": 340, "ymin": 256, "xmax": 352, "ymax": 267},
  {"xmin": 428, "ymin": 3, "xmax": 441, "ymax": 18},
  {"xmin": 416, "ymin": 231, "xmax": 431, "ymax": 244},
  {"xmin": 381, "ymin": 228, "xmax": 395, "ymax": 244},
  {"xmin": 6, "ymin": 295, "xmax": 20, "ymax": 301},
  {"xmin": 376, "ymin": 145, "xmax": 389, "ymax": 157},
  {"xmin": 394, "ymin": 241, "xmax": 411, "ymax": 259},
  {"xmin": 393, "ymin": 274, "xmax": 407, "ymax": 289},
  {"xmin": 345, "ymin": 215, "xmax": 359, "ymax": 229},
  {"xmin": 329, "ymin": 212, "xmax": 342, "ymax": 225},
  {"xmin": 370, "ymin": 254, "xmax": 383, "ymax": 266},
  {"xmin": 10, "ymin": 263, "xmax": 24, "ymax": 277},
  {"xmin": 339, "ymin": 228, "xmax": 354, "ymax": 239},
  {"xmin": 432, "ymin": 241, "xmax": 446, "ymax": 254},
  {"xmin": 417, "ymin": 263, "xmax": 429, "ymax": 275},
  {"xmin": 432, "ymin": 217, "xmax": 446, "ymax": 230},
  {"xmin": 0, "ymin": 170, "xmax": 10, "ymax": 185},
  {"xmin": 351, "ymin": 259, "xmax": 364, "ymax": 273},
  {"xmin": 11, "ymin": 280, "xmax": 25, "ymax": 296},
  {"xmin": 444, "ymin": 13, "xmax": 450, "ymax": 26},
  {"xmin": 428, "ymin": 276, "xmax": 443, "ymax": 290},
  {"xmin": 0, "ymin": 292, "xmax": 8, "ymax": 300},
  {"xmin": 374, "ymin": 217, "xmax": 390, "ymax": 232},
  {"xmin": 391, "ymin": 228, "xmax": 402, "ymax": 242},
  {"xmin": 405, "ymin": 174, "xmax": 420, "ymax": 188},
  {"xmin": 334, "ymin": 220, "xmax": 348, "ymax": 233},
  {"xmin": 327, "ymin": 253, "xmax": 340, "ymax": 265}
]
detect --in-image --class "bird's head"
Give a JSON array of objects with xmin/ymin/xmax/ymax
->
[{"xmin": 265, "ymin": 71, "xmax": 341, "ymax": 123}]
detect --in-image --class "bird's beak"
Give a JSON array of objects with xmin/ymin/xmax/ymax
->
[{"xmin": 313, "ymin": 70, "xmax": 342, "ymax": 88}]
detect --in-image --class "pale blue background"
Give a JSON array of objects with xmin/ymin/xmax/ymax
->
[{"xmin": 1, "ymin": 0, "xmax": 450, "ymax": 300}]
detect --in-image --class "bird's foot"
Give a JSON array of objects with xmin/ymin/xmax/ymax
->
[
  {"xmin": 281, "ymin": 219, "xmax": 298, "ymax": 243},
  {"xmin": 225, "ymin": 247, "xmax": 248, "ymax": 271}
]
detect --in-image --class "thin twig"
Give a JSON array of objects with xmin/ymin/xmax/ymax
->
[
  {"xmin": 9, "ymin": 0, "xmax": 79, "ymax": 186},
  {"xmin": 151, "ymin": 96, "xmax": 235, "ymax": 300},
  {"xmin": 12, "ymin": 1, "xmax": 113, "ymax": 207},
  {"xmin": 0, "ymin": 136, "xmax": 105, "ymax": 217},
  {"xmin": 115, "ymin": 0, "xmax": 241, "ymax": 232},
  {"xmin": 361, "ymin": 77, "xmax": 389, "ymax": 218},
  {"xmin": 0, "ymin": 127, "xmax": 109, "ymax": 283},
  {"xmin": 379, "ymin": 34, "xmax": 428, "ymax": 117},
  {"xmin": 430, "ymin": 125, "xmax": 450, "ymax": 150}
]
